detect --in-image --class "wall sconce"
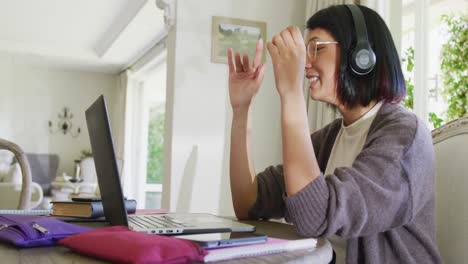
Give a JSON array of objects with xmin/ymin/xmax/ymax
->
[{"xmin": 49, "ymin": 107, "xmax": 81, "ymax": 138}]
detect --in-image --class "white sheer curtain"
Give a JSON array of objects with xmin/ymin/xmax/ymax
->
[
  {"xmin": 305, "ymin": 0, "xmax": 355, "ymax": 132},
  {"xmin": 112, "ymin": 0, "xmax": 173, "ymax": 208},
  {"xmin": 113, "ymin": 69, "xmax": 136, "ymax": 199},
  {"xmin": 113, "ymin": 69, "xmax": 154, "ymax": 206},
  {"xmin": 360, "ymin": 0, "xmax": 390, "ymax": 25},
  {"xmin": 360, "ymin": 1, "xmax": 400, "ymax": 56},
  {"xmin": 113, "ymin": 51, "xmax": 168, "ymax": 207}
]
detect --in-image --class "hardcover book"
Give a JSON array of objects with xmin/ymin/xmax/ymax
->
[{"xmin": 51, "ymin": 199, "xmax": 137, "ymax": 218}]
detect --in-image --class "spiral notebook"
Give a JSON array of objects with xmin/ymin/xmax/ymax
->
[
  {"xmin": 0, "ymin": 209, "xmax": 52, "ymax": 216},
  {"xmin": 204, "ymin": 237, "xmax": 317, "ymax": 262}
]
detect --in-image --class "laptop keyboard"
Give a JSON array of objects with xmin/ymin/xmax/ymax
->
[{"xmin": 128, "ymin": 215, "xmax": 190, "ymax": 229}]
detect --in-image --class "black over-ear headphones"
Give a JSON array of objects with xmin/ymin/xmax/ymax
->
[{"xmin": 346, "ymin": 5, "xmax": 376, "ymax": 75}]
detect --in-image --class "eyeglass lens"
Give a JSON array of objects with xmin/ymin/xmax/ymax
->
[{"xmin": 307, "ymin": 40, "xmax": 317, "ymax": 60}]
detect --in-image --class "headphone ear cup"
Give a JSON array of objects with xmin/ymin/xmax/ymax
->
[
  {"xmin": 346, "ymin": 5, "xmax": 376, "ymax": 76},
  {"xmin": 350, "ymin": 44, "xmax": 376, "ymax": 75}
]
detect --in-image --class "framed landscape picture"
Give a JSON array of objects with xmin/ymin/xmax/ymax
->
[{"xmin": 211, "ymin": 16, "xmax": 267, "ymax": 64}]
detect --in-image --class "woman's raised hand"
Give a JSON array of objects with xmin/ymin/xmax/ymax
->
[
  {"xmin": 267, "ymin": 26, "xmax": 306, "ymax": 97},
  {"xmin": 227, "ymin": 39, "xmax": 266, "ymax": 110}
]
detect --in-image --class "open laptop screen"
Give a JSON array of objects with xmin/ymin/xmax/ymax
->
[{"xmin": 85, "ymin": 95, "xmax": 128, "ymax": 226}]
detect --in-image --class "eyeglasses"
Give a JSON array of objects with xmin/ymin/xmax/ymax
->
[{"xmin": 306, "ymin": 39, "xmax": 338, "ymax": 61}]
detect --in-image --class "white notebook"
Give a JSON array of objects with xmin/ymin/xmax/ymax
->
[
  {"xmin": 0, "ymin": 209, "xmax": 52, "ymax": 215},
  {"xmin": 204, "ymin": 237, "xmax": 317, "ymax": 262}
]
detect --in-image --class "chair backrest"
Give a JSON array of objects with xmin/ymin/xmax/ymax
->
[
  {"xmin": 432, "ymin": 117, "xmax": 468, "ymax": 263},
  {"xmin": 26, "ymin": 153, "xmax": 59, "ymax": 196}
]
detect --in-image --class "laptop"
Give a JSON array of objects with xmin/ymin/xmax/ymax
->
[{"xmin": 85, "ymin": 95, "xmax": 255, "ymax": 235}]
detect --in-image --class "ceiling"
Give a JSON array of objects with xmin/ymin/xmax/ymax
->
[{"xmin": 0, "ymin": 0, "xmax": 166, "ymax": 73}]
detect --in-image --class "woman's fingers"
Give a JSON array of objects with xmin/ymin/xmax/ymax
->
[
  {"xmin": 242, "ymin": 53, "xmax": 251, "ymax": 72},
  {"xmin": 252, "ymin": 39, "xmax": 263, "ymax": 70},
  {"xmin": 235, "ymin": 52, "xmax": 243, "ymax": 73},
  {"xmin": 288, "ymin": 26, "xmax": 303, "ymax": 46},
  {"xmin": 229, "ymin": 26, "xmax": 302, "ymax": 75},
  {"xmin": 255, "ymin": 63, "xmax": 266, "ymax": 83},
  {"xmin": 227, "ymin": 48, "xmax": 235, "ymax": 73},
  {"xmin": 272, "ymin": 34, "xmax": 286, "ymax": 54},
  {"xmin": 266, "ymin": 41, "xmax": 277, "ymax": 59},
  {"xmin": 267, "ymin": 41, "xmax": 279, "ymax": 62},
  {"xmin": 280, "ymin": 29, "xmax": 294, "ymax": 48}
]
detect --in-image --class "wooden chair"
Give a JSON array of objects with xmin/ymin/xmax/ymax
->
[
  {"xmin": 432, "ymin": 117, "xmax": 468, "ymax": 263},
  {"xmin": 0, "ymin": 138, "xmax": 32, "ymax": 209}
]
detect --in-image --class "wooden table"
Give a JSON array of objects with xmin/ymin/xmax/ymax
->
[{"xmin": 0, "ymin": 219, "xmax": 333, "ymax": 263}]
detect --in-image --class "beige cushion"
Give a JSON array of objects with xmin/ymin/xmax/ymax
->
[{"xmin": 432, "ymin": 117, "xmax": 468, "ymax": 263}]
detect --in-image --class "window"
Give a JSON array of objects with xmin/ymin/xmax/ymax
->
[
  {"xmin": 401, "ymin": 0, "xmax": 467, "ymax": 129},
  {"xmin": 124, "ymin": 60, "xmax": 167, "ymax": 209},
  {"xmin": 141, "ymin": 62, "xmax": 167, "ymax": 209}
]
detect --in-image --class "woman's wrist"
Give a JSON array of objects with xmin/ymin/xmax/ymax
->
[
  {"xmin": 232, "ymin": 106, "xmax": 251, "ymax": 128},
  {"xmin": 277, "ymin": 82, "xmax": 304, "ymax": 99},
  {"xmin": 280, "ymin": 92, "xmax": 308, "ymax": 126},
  {"xmin": 232, "ymin": 105, "xmax": 250, "ymax": 116},
  {"xmin": 279, "ymin": 89, "xmax": 305, "ymax": 105}
]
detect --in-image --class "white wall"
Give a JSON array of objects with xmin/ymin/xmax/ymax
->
[
  {"xmin": 0, "ymin": 55, "xmax": 118, "ymax": 176},
  {"xmin": 164, "ymin": 0, "xmax": 307, "ymax": 216}
]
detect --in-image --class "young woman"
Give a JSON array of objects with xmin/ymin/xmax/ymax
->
[{"xmin": 227, "ymin": 4, "xmax": 441, "ymax": 264}]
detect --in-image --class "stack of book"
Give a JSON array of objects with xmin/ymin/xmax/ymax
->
[{"xmin": 51, "ymin": 199, "xmax": 136, "ymax": 218}]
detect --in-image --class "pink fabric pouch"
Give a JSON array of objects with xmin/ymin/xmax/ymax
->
[{"xmin": 59, "ymin": 226, "xmax": 207, "ymax": 264}]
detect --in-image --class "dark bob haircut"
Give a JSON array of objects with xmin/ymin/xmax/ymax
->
[{"xmin": 306, "ymin": 5, "xmax": 406, "ymax": 108}]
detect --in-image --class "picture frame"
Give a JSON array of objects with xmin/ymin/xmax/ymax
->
[{"xmin": 211, "ymin": 16, "xmax": 267, "ymax": 64}]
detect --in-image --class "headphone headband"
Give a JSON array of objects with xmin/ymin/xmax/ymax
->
[{"xmin": 346, "ymin": 5, "xmax": 369, "ymax": 46}]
